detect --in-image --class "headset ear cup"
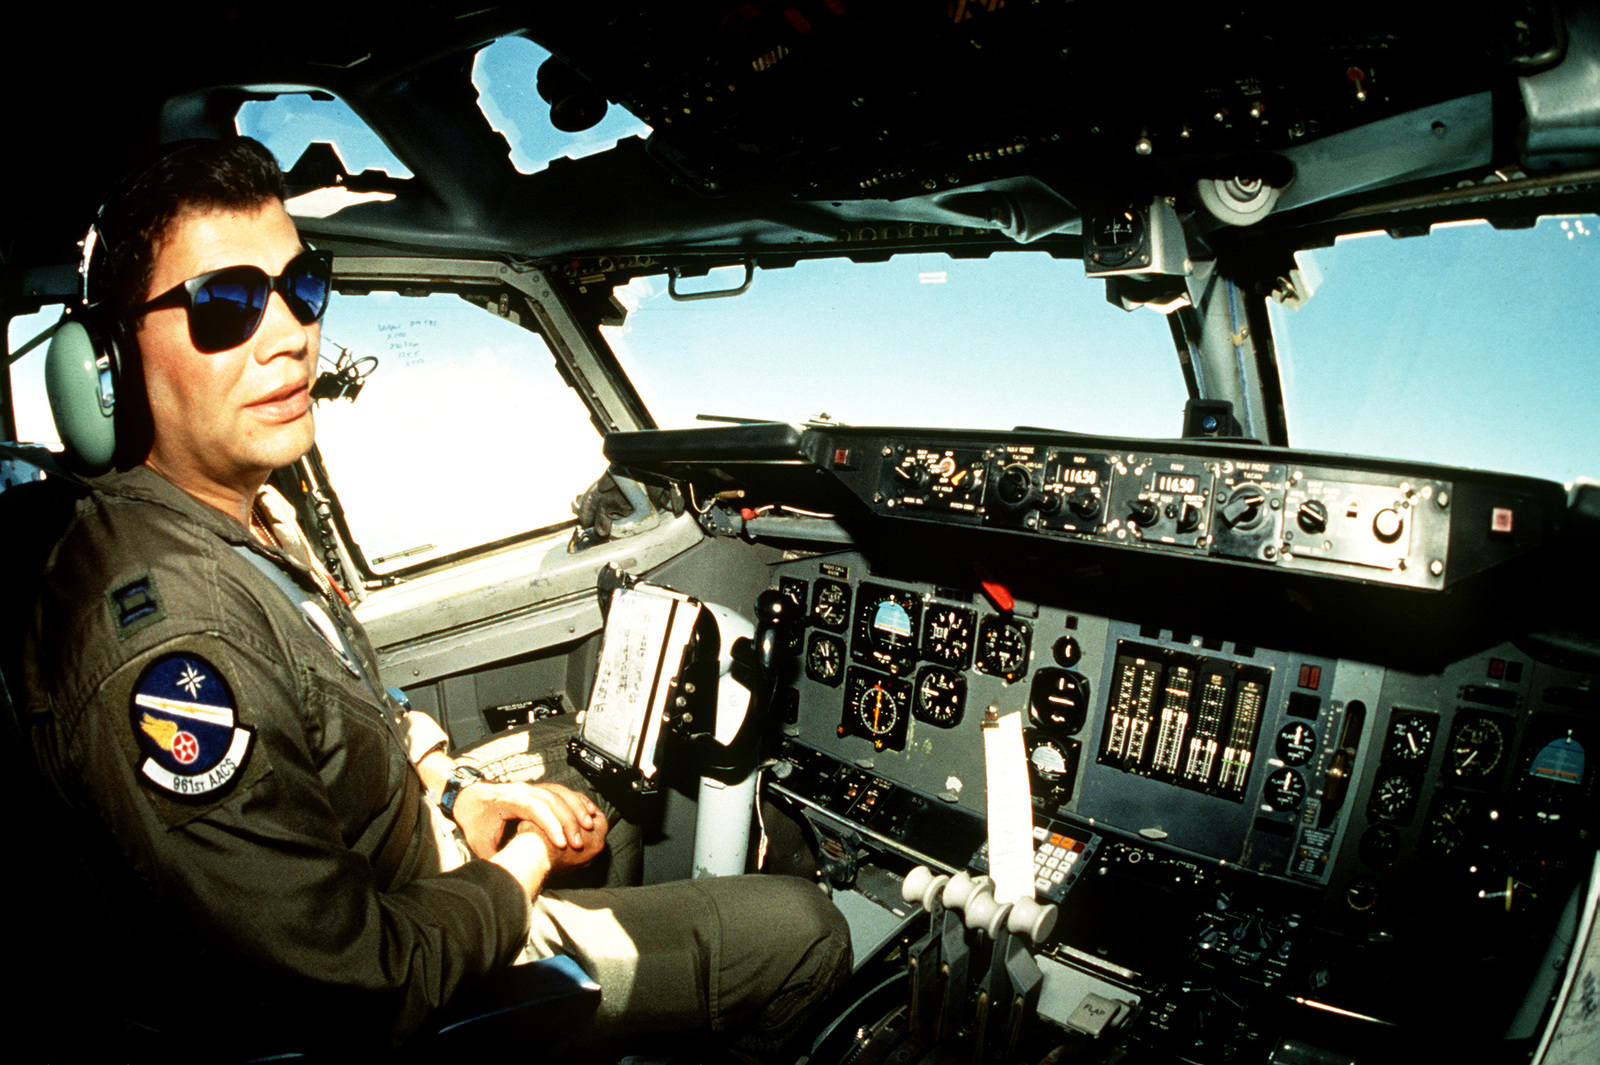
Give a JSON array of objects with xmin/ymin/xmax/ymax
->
[{"xmin": 44, "ymin": 316, "xmax": 118, "ymax": 472}]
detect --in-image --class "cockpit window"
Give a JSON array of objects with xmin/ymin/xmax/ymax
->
[
  {"xmin": 472, "ymin": 37, "xmax": 652, "ymax": 175},
  {"xmin": 1268, "ymin": 216, "xmax": 1600, "ymax": 486},
  {"xmin": 5, "ymin": 307, "xmax": 62, "ymax": 447},
  {"xmin": 314, "ymin": 291, "xmax": 604, "ymax": 573},
  {"xmin": 237, "ymin": 91, "xmax": 410, "ymax": 179},
  {"xmin": 603, "ymin": 253, "xmax": 1188, "ymax": 437}
]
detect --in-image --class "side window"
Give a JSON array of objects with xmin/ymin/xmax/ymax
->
[
  {"xmin": 6, "ymin": 307, "xmax": 64, "ymax": 447},
  {"xmin": 314, "ymin": 290, "xmax": 605, "ymax": 573}
]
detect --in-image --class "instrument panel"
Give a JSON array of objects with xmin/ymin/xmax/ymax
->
[
  {"xmin": 768, "ymin": 550, "xmax": 1597, "ymax": 1053},
  {"xmin": 609, "ymin": 422, "xmax": 1595, "ymax": 1058}
]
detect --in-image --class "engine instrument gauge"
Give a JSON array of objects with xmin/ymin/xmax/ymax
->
[
  {"xmin": 921, "ymin": 603, "xmax": 976, "ymax": 669},
  {"xmin": 811, "ymin": 579, "xmax": 851, "ymax": 631},
  {"xmin": 1384, "ymin": 712, "xmax": 1436, "ymax": 766},
  {"xmin": 976, "ymin": 615, "xmax": 1032, "ymax": 682},
  {"xmin": 805, "ymin": 632, "xmax": 845, "ymax": 686},
  {"xmin": 1275, "ymin": 722, "xmax": 1316, "ymax": 766},
  {"xmin": 853, "ymin": 583, "xmax": 922, "ymax": 675},
  {"xmin": 839, "ymin": 668, "xmax": 910, "ymax": 751},
  {"xmin": 1367, "ymin": 771, "xmax": 1420, "ymax": 824},
  {"xmin": 1263, "ymin": 768, "xmax": 1306, "ymax": 811},
  {"xmin": 1447, "ymin": 713, "xmax": 1511, "ymax": 785},
  {"xmin": 914, "ymin": 665, "xmax": 966, "ymax": 727}
]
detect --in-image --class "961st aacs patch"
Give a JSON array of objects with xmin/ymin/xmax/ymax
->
[{"xmin": 130, "ymin": 653, "xmax": 253, "ymax": 799}]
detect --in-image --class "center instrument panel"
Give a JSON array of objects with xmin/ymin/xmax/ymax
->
[{"xmin": 607, "ymin": 423, "xmax": 1597, "ymax": 1060}]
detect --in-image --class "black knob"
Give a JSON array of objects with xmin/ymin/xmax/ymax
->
[
  {"xmin": 995, "ymin": 464, "xmax": 1037, "ymax": 509},
  {"xmin": 1177, "ymin": 503, "xmax": 1203, "ymax": 533},
  {"xmin": 1221, "ymin": 486, "xmax": 1266, "ymax": 529},
  {"xmin": 1069, "ymin": 493, "xmax": 1101, "ymax": 520},
  {"xmin": 1297, "ymin": 499, "xmax": 1329, "ymax": 534},
  {"xmin": 1128, "ymin": 497, "xmax": 1159, "ymax": 527}
]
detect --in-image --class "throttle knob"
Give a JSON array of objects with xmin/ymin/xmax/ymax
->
[{"xmin": 1008, "ymin": 896, "xmax": 1059, "ymax": 945}]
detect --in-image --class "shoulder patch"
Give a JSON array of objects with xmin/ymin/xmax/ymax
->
[
  {"xmin": 108, "ymin": 573, "xmax": 165, "ymax": 638},
  {"xmin": 130, "ymin": 653, "xmax": 254, "ymax": 800}
]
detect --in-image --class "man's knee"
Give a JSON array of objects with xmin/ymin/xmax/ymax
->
[{"xmin": 711, "ymin": 876, "xmax": 851, "ymax": 1046}]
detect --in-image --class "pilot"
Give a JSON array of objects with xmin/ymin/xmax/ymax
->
[{"xmin": 24, "ymin": 137, "xmax": 849, "ymax": 1056}]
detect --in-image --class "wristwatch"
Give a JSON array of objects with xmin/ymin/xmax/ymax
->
[{"xmin": 438, "ymin": 763, "xmax": 485, "ymax": 822}]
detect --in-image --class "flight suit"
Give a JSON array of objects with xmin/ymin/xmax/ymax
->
[{"xmin": 24, "ymin": 464, "xmax": 848, "ymax": 1054}]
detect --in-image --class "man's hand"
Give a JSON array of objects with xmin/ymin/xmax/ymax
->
[{"xmin": 452, "ymin": 780, "xmax": 609, "ymax": 870}]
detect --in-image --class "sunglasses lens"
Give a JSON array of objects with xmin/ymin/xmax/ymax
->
[
  {"xmin": 284, "ymin": 254, "xmax": 332, "ymax": 324},
  {"xmin": 190, "ymin": 268, "xmax": 269, "ymax": 352}
]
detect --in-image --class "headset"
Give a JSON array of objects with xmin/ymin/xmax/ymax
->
[{"xmin": 44, "ymin": 219, "xmax": 126, "ymax": 472}]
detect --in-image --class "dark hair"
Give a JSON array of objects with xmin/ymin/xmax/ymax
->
[{"xmin": 91, "ymin": 137, "xmax": 288, "ymax": 324}]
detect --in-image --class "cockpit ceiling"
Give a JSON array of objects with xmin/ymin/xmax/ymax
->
[{"xmin": 8, "ymin": 3, "xmax": 1600, "ymax": 272}]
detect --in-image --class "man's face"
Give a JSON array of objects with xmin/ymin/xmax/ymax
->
[{"xmin": 136, "ymin": 200, "xmax": 318, "ymax": 505}]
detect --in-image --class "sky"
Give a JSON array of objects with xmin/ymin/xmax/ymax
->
[{"xmin": 8, "ymin": 37, "xmax": 1598, "ymax": 565}]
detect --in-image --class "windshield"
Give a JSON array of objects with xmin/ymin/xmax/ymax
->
[
  {"xmin": 605, "ymin": 253, "xmax": 1189, "ymax": 438},
  {"xmin": 1270, "ymin": 215, "xmax": 1599, "ymax": 487}
]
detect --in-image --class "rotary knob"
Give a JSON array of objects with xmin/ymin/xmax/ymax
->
[
  {"xmin": 1069, "ymin": 493, "xmax": 1101, "ymax": 521},
  {"xmin": 1128, "ymin": 497, "xmax": 1160, "ymax": 527},
  {"xmin": 1221, "ymin": 485, "xmax": 1267, "ymax": 530},
  {"xmin": 1372, "ymin": 507, "xmax": 1404, "ymax": 543},
  {"xmin": 1297, "ymin": 499, "xmax": 1329, "ymax": 534},
  {"xmin": 994, "ymin": 464, "xmax": 1039, "ymax": 509}
]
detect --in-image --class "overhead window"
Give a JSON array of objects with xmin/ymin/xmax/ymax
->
[{"xmin": 471, "ymin": 36, "xmax": 652, "ymax": 175}]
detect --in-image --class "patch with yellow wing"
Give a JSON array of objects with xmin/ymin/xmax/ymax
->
[{"xmin": 129, "ymin": 653, "xmax": 254, "ymax": 800}]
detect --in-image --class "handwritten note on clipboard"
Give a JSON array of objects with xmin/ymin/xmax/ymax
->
[{"xmin": 582, "ymin": 583, "xmax": 704, "ymax": 782}]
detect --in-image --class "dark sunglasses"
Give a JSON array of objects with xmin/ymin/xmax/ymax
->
[{"xmin": 138, "ymin": 249, "xmax": 332, "ymax": 353}]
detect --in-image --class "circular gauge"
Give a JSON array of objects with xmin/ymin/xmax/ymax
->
[
  {"xmin": 1358, "ymin": 824, "xmax": 1400, "ymax": 868},
  {"xmin": 1263, "ymin": 768, "xmax": 1306, "ymax": 812},
  {"xmin": 853, "ymin": 583, "xmax": 922, "ymax": 675},
  {"xmin": 1345, "ymin": 876, "xmax": 1381, "ymax": 913},
  {"xmin": 1052, "ymin": 636, "xmax": 1082, "ymax": 667},
  {"xmin": 1384, "ymin": 713, "xmax": 1436, "ymax": 766},
  {"xmin": 839, "ymin": 668, "xmax": 910, "ymax": 752},
  {"xmin": 1276, "ymin": 722, "xmax": 1317, "ymax": 766},
  {"xmin": 1025, "ymin": 731, "xmax": 1079, "ymax": 803},
  {"xmin": 921, "ymin": 604, "xmax": 976, "ymax": 669},
  {"xmin": 804, "ymin": 632, "xmax": 845, "ymax": 686},
  {"xmin": 976, "ymin": 615, "xmax": 1032, "ymax": 682},
  {"xmin": 811, "ymin": 579, "xmax": 851, "ymax": 631},
  {"xmin": 1030, "ymin": 668, "xmax": 1089, "ymax": 734},
  {"xmin": 1421, "ymin": 793, "xmax": 1479, "ymax": 860},
  {"xmin": 1447, "ymin": 713, "xmax": 1511, "ymax": 785},
  {"xmin": 914, "ymin": 665, "xmax": 966, "ymax": 728},
  {"xmin": 1367, "ymin": 771, "xmax": 1419, "ymax": 823}
]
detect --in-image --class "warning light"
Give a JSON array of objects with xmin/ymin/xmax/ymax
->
[
  {"xmin": 1298, "ymin": 664, "xmax": 1322, "ymax": 690},
  {"xmin": 1491, "ymin": 507, "xmax": 1514, "ymax": 534}
]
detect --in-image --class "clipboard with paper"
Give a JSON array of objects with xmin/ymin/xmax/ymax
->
[{"xmin": 572, "ymin": 580, "xmax": 710, "ymax": 793}]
